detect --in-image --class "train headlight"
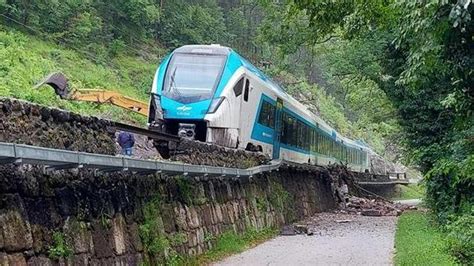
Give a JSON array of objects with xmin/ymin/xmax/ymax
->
[{"xmin": 207, "ymin": 97, "xmax": 225, "ymax": 114}]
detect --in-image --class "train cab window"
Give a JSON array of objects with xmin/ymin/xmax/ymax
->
[
  {"xmin": 243, "ymin": 79, "xmax": 250, "ymax": 102},
  {"xmin": 258, "ymin": 101, "xmax": 275, "ymax": 128},
  {"xmin": 233, "ymin": 77, "xmax": 244, "ymax": 97}
]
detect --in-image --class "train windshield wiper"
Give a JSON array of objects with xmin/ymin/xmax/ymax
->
[{"xmin": 169, "ymin": 68, "xmax": 183, "ymax": 99}]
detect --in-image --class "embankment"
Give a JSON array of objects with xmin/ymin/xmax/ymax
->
[
  {"xmin": 0, "ymin": 98, "xmax": 337, "ymax": 265},
  {"xmin": 0, "ymin": 165, "xmax": 335, "ymax": 265}
]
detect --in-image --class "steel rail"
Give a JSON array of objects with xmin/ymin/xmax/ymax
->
[{"xmin": 111, "ymin": 121, "xmax": 180, "ymax": 143}]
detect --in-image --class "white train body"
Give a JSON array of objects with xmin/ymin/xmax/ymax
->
[{"xmin": 149, "ymin": 45, "xmax": 370, "ymax": 172}]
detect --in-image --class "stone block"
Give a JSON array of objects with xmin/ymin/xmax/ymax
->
[
  {"xmin": 30, "ymin": 225, "xmax": 48, "ymax": 254},
  {"xmin": 0, "ymin": 211, "xmax": 33, "ymax": 252},
  {"xmin": 214, "ymin": 204, "xmax": 223, "ymax": 224},
  {"xmin": 65, "ymin": 221, "xmax": 94, "ymax": 254},
  {"xmin": 208, "ymin": 182, "xmax": 216, "ymax": 201},
  {"xmin": 185, "ymin": 206, "xmax": 200, "ymax": 229},
  {"xmin": 0, "ymin": 225, "xmax": 3, "ymax": 250},
  {"xmin": 26, "ymin": 256, "xmax": 53, "ymax": 266},
  {"xmin": 127, "ymin": 223, "xmax": 143, "ymax": 252},
  {"xmin": 160, "ymin": 205, "xmax": 176, "ymax": 233},
  {"xmin": 91, "ymin": 224, "xmax": 114, "ymax": 258},
  {"xmin": 112, "ymin": 215, "xmax": 126, "ymax": 255},
  {"xmin": 225, "ymin": 183, "xmax": 233, "ymax": 199},
  {"xmin": 7, "ymin": 253, "xmax": 27, "ymax": 266},
  {"xmin": 187, "ymin": 230, "xmax": 198, "ymax": 247},
  {"xmin": 71, "ymin": 254, "xmax": 90, "ymax": 266},
  {"xmin": 187, "ymin": 247, "xmax": 197, "ymax": 257},
  {"xmin": 196, "ymin": 228, "xmax": 205, "ymax": 245},
  {"xmin": 201, "ymin": 205, "xmax": 213, "ymax": 226},
  {"xmin": 0, "ymin": 253, "xmax": 7, "ymax": 266},
  {"xmin": 173, "ymin": 203, "xmax": 188, "ymax": 231},
  {"xmin": 196, "ymin": 244, "xmax": 203, "ymax": 255},
  {"xmin": 232, "ymin": 202, "xmax": 240, "ymax": 219}
]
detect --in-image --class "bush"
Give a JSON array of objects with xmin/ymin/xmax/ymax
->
[
  {"xmin": 48, "ymin": 232, "xmax": 72, "ymax": 260},
  {"xmin": 446, "ymin": 212, "xmax": 474, "ymax": 264}
]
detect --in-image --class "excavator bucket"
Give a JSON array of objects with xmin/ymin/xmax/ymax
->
[
  {"xmin": 34, "ymin": 72, "xmax": 70, "ymax": 99},
  {"xmin": 34, "ymin": 72, "xmax": 149, "ymax": 117}
]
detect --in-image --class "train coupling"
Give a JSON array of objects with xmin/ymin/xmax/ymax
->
[{"xmin": 178, "ymin": 123, "xmax": 196, "ymax": 140}]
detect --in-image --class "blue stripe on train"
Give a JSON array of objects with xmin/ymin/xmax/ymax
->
[{"xmin": 250, "ymin": 93, "xmax": 366, "ymax": 160}]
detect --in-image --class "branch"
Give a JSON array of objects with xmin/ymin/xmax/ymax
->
[{"xmin": 314, "ymin": 35, "xmax": 340, "ymax": 45}]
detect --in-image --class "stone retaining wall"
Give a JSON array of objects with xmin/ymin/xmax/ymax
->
[{"xmin": 0, "ymin": 165, "xmax": 335, "ymax": 265}]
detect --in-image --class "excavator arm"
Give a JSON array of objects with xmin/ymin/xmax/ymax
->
[{"xmin": 34, "ymin": 72, "xmax": 149, "ymax": 116}]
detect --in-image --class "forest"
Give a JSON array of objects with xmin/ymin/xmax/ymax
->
[{"xmin": 0, "ymin": 0, "xmax": 472, "ymax": 263}]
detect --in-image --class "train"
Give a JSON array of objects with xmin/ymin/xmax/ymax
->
[{"xmin": 148, "ymin": 45, "xmax": 372, "ymax": 173}]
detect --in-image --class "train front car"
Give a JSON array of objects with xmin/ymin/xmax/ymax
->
[
  {"xmin": 148, "ymin": 45, "xmax": 244, "ymax": 157},
  {"xmin": 149, "ymin": 44, "xmax": 371, "ymax": 174}
]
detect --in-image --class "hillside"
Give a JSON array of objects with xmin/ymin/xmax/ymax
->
[
  {"xmin": 0, "ymin": 28, "xmax": 161, "ymax": 125},
  {"xmin": 2, "ymin": 27, "xmax": 401, "ymax": 160}
]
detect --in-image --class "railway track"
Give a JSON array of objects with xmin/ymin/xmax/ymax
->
[{"xmin": 111, "ymin": 121, "xmax": 180, "ymax": 143}]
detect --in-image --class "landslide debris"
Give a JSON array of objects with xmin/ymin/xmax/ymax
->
[{"xmin": 0, "ymin": 98, "xmax": 116, "ymax": 155}]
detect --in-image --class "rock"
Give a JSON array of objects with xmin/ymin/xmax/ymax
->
[
  {"xmin": 335, "ymin": 219, "xmax": 352, "ymax": 223},
  {"xmin": 112, "ymin": 215, "xmax": 126, "ymax": 255},
  {"xmin": 7, "ymin": 253, "xmax": 27, "ymax": 266},
  {"xmin": 361, "ymin": 210, "xmax": 383, "ymax": 216},
  {"xmin": 185, "ymin": 206, "xmax": 200, "ymax": 229},
  {"xmin": 27, "ymin": 256, "xmax": 53, "ymax": 266},
  {"xmin": 293, "ymin": 224, "xmax": 309, "ymax": 234},
  {"xmin": 127, "ymin": 223, "xmax": 143, "ymax": 252},
  {"xmin": 280, "ymin": 225, "xmax": 297, "ymax": 236},
  {"xmin": 0, "ymin": 211, "xmax": 33, "ymax": 252}
]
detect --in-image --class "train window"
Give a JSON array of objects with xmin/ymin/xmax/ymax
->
[
  {"xmin": 243, "ymin": 79, "xmax": 250, "ymax": 101},
  {"xmin": 281, "ymin": 112, "xmax": 289, "ymax": 144},
  {"xmin": 233, "ymin": 77, "xmax": 244, "ymax": 97},
  {"xmin": 258, "ymin": 101, "xmax": 275, "ymax": 128},
  {"xmin": 288, "ymin": 115, "xmax": 297, "ymax": 146}
]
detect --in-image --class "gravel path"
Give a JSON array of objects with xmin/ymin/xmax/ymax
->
[{"xmin": 215, "ymin": 213, "xmax": 398, "ymax": 266}]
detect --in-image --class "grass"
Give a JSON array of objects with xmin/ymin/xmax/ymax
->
[
  {"xmin": 0, "ymin": 27, "xmax": 163, "ymax": 125},
  {"xmin": 392, "ymin": 183, "xmax": 424, "ymax": 200},
  {"xmin": 176, "ymin": 227, "xmax": 278, "ymax": 265},
  {"xmin": 394, "ymin": 211, "xmax": 458, "ymax": 266}
]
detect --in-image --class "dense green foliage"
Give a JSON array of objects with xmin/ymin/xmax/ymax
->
[
  {"xmin": 273, "ymin": 0, "xmax": 473, "ymax": 262},
  {"xmin": 395, "ymin": 211, "xmax": 457, "ymax": 265}
]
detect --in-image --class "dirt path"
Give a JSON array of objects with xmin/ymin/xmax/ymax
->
[{"xmin": 215, "ymin": 213, "xmax": 398, "ymax": 266}]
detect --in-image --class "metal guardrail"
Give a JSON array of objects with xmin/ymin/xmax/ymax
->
[
  {"xmin": 0, "ymin": 142, "xmax": 281, "ymax": 177},
  {"xmin": 0, "ymin": 142, "xmax": 406, "ymax": 185}
]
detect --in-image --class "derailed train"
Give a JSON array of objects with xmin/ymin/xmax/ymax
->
[{"xmin": 148, "ymin": 45, "xmax": 373, "ymax": 173}]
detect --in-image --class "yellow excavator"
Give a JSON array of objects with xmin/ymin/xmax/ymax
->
[{"xmin": 34, "ymin": 72, "xmax": 149, "ymax": 116}]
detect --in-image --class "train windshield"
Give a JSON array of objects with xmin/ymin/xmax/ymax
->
[{"xmin": 163, "ymin": 53, "xmax": 226, "ymax": 103}]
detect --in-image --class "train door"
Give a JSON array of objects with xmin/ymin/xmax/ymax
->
[
  {"xmin": 239, "ymin": 78, "xmax": 254, "ymax": 148},
  {"xmin": 273, "ymin": 98, "xmax": 283, "ymax": 159}
]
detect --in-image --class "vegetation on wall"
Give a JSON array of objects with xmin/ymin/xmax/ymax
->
[{"xmin": 48, "ymin": 231, "xmax": 73, "ymax": 260}]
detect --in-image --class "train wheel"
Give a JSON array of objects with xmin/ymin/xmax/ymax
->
[{"xmin": 154, "ymin": 140, "xmax": 170, "ymax": 159}]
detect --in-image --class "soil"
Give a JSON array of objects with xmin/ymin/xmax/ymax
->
[{"xmin": 215, "ymin": 212, "xmax": 398, "ymax": 266}]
